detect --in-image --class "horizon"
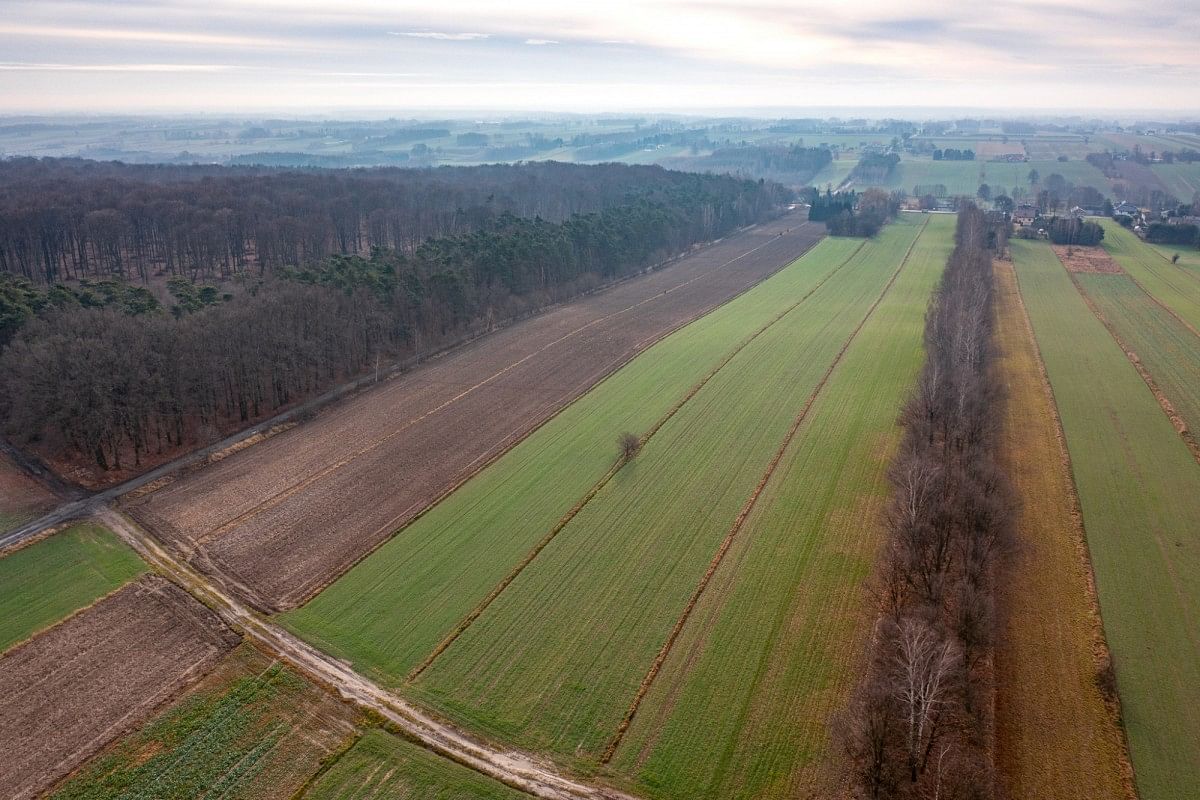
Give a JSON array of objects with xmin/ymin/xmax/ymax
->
[{"xmin": 2, "ymin": 0, "xmax": 1197, "ymax": 114}]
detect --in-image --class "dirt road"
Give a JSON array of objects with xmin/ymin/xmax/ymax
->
[
  {"xmin": 99, "ymin": 509, "xmax": 638, "ymax": 800},
  {"xmin": 128, "ymin": 212, "xmax": 823, "ymax": 610}
]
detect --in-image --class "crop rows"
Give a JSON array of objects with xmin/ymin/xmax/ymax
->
[
  {"xmin": 610, "ymin": 214, "xmax": 954, "ymax": 799},
  {"xmin": 1012, "ymin": 239, "xmax": 1200, "ymax": 800},
  {"xmin": 1101, "ymin": 221, "xmax": 1200, "ymax": 334}
]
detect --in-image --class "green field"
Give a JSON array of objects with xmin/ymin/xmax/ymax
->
[
  {"xmin": 1101, "ymin": 221, "xmax": 1200, "ymax": 333},
  {"xmin": 0, "ymin": 523, "xmax": 145, "ymax": 652},
  {"xmin": 1075, "ymin": 271, "xmax": 1200, "ymax": 435},
  {"xmin": 1012, "ymin": 240, "xmax": 1200, "ymax": 800},
  {"xmin": 810, "ymin": 158, "xmax": 856, "ymax": 189},
  {"xmin": 285, "ymin": 218, "xmax": 927, "ymax": 769},
  {"xmin": 408, "ymin": 219, "xmax": 924, "ymax": 764},
  {"xmin": 860, "ymin": 158, "xmax": 1111, "ymax": 198},
  {"xmin": 55, "ymin": 647, "xmax": 359, "ymax": 800},
  {"xmin": 301, "ymin": 730, "xmax": 530, "ymax": 800},
  {"xmin": 1152, "ymin": 163, "xmax": 1200, "ymax": 201},
  {"xmin": 611, "ymin": 215, "xmax": 953, "ymax": 799},
  {"xmin": 282, "ymin": 234, "xmax": 868, "ymax": 681}
]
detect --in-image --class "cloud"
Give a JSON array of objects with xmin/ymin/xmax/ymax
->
[
  {"xmin": 388, "ymin": 30, "xmax": 490, "ymax": 40},
  {"xmin": 524, "ymin": 38, "xmax": 558, "ymax": 45},
  {"xmin": 0, "ymin": 62, "xmax": 237, "ymax": 73}
]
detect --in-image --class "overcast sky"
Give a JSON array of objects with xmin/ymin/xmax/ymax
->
[{"xmin": 1, "ymin": 0, "xmax": 1197, "ymax": 115}]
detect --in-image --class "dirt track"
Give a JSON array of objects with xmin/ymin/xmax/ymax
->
[
  {"xmin": 0, "ymin": 575, "xmax": 238, "ymax": 799},
  {"xmin": 128, "ymin": 212, "xmax": 823, "ymax": 611}
]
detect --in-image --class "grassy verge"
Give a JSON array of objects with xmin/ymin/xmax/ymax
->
[
  {"xmin": 991, "ymin": 259, "xmax": 1131, "ymax": 799},
  {"xmin": 1012, "ymin": 239, "xmax": 1200, "ymax": 800},
  {"xmin": 300, "ymin": 729, "xmax": 531, "ymax": 800},
  {"xmin": 608, "ymin": 215, "xmax": 953, "ymax": 799},
  {"xmin": 0, "ymin": 523, "xmax": 146, "ymax": 652}
]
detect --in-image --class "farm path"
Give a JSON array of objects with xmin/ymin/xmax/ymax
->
[{"xmin": 99, "ymin": 507, "xmax": 640, "ymax": 800}]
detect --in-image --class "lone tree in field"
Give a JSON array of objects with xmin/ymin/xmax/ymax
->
[{"xmin": 618, "ymin": 432, "xmax": 642, "ymax": 461}]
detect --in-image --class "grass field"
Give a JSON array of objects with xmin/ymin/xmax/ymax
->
[
  {"xmin": 1074, "ymin": 271, "xmax": 1200, "ymax": 439},
  {"xmin": 285, "ymin": 218, "xmax": 927, "ymax": 770},
  {"xmin": 53, "ymin": 646, "xmax": 359, "ymax": 800},
  {"xmin": 1151, "ymin": 163, "xmax": 1200, "ymax": 201},
  {"xmin": 0, "ymin": 523, "xmax": 145, "ymax": 652},
  {"xmin": 608, "ymin": 215, "xmax": 953, "ymax": 799},
  {"xmin": 301, "ymin": 730, "xmax": 530, "ymax": 799},
  {"xmin": 1101, "ymin": 221, "xmax": 1200, "ymax": 333},
  {"xmin": 991, "ymin": 261, "xmax": 1130, "ymax": 800},
  {"xmin": 810, "ymin": 158, "xmax": 856, "ymax": 189},
  {"xmin": 281, "ymin": 234, "xmax": 866, "ymax": 681},
  {"xmin": 408, "ymin": 218, "xmax": 924, "ymax": 764},
  {"xmin": 1012, "ymin": 239, "xmax": 1200, "ymax": 800},
  {"xmin": 859, "ymin": 158, "xmax": 1111, "ymax": 198}
]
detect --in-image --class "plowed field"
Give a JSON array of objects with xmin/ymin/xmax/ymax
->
[{"xmin": 128, "ymin": 213, "xmax": 823, "ymax": 611}]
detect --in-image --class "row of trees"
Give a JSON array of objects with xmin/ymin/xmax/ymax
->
[
  {"xmin": 852, "ymin": 153, "xmax": 902, "ymax": 184},
  {"xmin": 1, "ymin": 180, "xmax": 786, "ymax": 472},
  {"xmin": 931, "ymin": 148, "xmax": 975, "ymax": 161},
  {"xmin": 837, "ymin": 205, "xmax": 1017, "ymax": 799},
  {"xmin": 0, "ymin": 158, "xmax": 784, "ymax": 284},
  {"xmin": 807, "ymin": 188, "xmax": 899, "ymax": 237}
]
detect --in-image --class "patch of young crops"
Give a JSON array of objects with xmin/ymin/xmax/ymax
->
[
  {"xmin": 0, "ymin": 523, "xmax": 145, "ymax": 652},
  {"xmin": 1013, "ymin": 239, "xmax": 1200, "ymax": 800},
  {"xmin": 610, "ymin": 215, "xmax": 954, "ymax": 799},
  {"xmin": 1101, "ymin": 221, "xmax": 1200, "ymax": 334},
  {"xmin": 281, "ymin": 236, "xmax": 864, "ymax": 682},
  {"xmin": 301, "ymin": 729, "xmax": 528, "ymax": 800},
  {"xmin": 409, "ymin": 219, "xmax": 925, "ymax": 765}
]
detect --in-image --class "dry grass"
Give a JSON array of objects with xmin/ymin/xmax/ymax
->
[
  {"xmin": 992, "ymin": 260, "xmax": 1132, "ymax": 800},
  {"xmin": 1053, "ymin": 244, "xmax": 1125, "ymax": 275}
]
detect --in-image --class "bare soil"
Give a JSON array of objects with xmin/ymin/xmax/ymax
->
[
  {"xmin": 0, "ymin": 452, "xmax": 56, "ymax": 532},
  {"xmin": 127, "ymin": 213, "xmax": 823, "ymax": 611},
  {"xmin": 0, "ymin": 574, "xmax": 239, "ymax": 799},
  {"xmin": 1053, "ymin": 244, "xmax": 1125, "ymax": 274}
]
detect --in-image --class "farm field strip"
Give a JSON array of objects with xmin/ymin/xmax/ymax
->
[
  {"xmin": 1012, "ymin": 239, "xmax": 1200, "ymax": 800},
  {"xmin": 281, "ymin": 235, "xmax": 866, "ymax": 682},
  {"xmin": 1151, "ymin": 163, "xmax": 1200, "ymax": 201},
  {"xmin": 408, "ymin": 218, "xmax": 926, "ymax": 765},
  {"xmin": 1067, "ymin": 264, "xmax": 1200, "ymax": 464},
  {"xmin": 863, "ymin": 159, "xmax": 1112, "ymax": 197},
  {"xmin": 300, "ymin": 729, "xmax": 531, "ymax": 800},
  {"xmin": 132, "ymin": 214, "xmax": 824, "ymax": 611},
  {"xmin": 602, "ymin": 215, "xmax": 930, "ymax": 765},
  {"xmin": 52, "ymin": 646, "xmax": 360, "ymax": 800},
  {"xmin": 991, "ymin": 260, "xmax": 1132, "ymax": 800},
  {"xmin": 0, "ymin": 522, "xmax": 146, "ymax": 653},
  {"xmin": 407, "ymin": 239, "xmax": 868, "ymax": 681},
  {"xmin": 1101, "ymin": 220, "xmax": 1200, "ymax": 335},
  {"xmin": 0, "ymin": 575, "xmax": 239, "ymax": 799},
  {"xmin": 609, "ymin": 215, "xmax": 951, "ymax": 799}
]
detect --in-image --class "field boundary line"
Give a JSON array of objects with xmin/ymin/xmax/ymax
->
[
  {"xmin": 406, "ymin": 238, "xmax": 868, "ymax": 681},
  {"xmin": 600, "ymin": 216, "xmax": 928, "ymax": 764},
  {"xmin": 1057, "ymin": 252, "xmax": 1200, "ymax": 469},
  {"xmin": 1006, "ymin": 255, "xmax": 1139, "ymax": 800},
  {"xmin": 191, "ymin": 225, "xmax": 820, "ymax": 551},
  {"xmin": 268, "ymin": 226, "xmax": 827, "ymax": 612}
]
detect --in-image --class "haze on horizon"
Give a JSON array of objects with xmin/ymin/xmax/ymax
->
[{"xmin": 1, "ymin": 0, "xmax": 1197, "ymax": 116}]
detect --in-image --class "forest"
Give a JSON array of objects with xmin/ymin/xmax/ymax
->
[
  {"xmin": 0, "ymin": 158, "xmax": 784, "ymax": 284},
  {"xmin": 0, "ymin": 158, "xmax": 788, "ymax": 473}
]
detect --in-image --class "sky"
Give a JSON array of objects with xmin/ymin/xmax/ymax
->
[{"xmin": 1, "ymin": 0, "xmax": 1197, "ymax": 115}]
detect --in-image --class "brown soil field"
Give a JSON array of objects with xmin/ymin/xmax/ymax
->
[
  {"xmin": 127, "ymin": 212, "xmax": 823, "ymax": 611},
  {"xmin": 1053, "ymin": 244, "xmax": 1125, "ymax": 274},
  {"xmin": 992, "ymin": 261, "xmax": 1133, "ymax": 799},
  {"xmin": 0, "ymin": 574, "xmax": 239, "ymax": 799},
  {"xmin": 0, "ymin": 452, "xmax": 56, "ymax": 532}
]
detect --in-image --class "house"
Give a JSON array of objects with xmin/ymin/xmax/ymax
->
[
  {"xmin": 1169, "ymin": 215, "xmax": 1200, "ymax": 226},
  {"xmin": 1070, "ymin": 206, "xmax": 1087, "ymax": 218},
  {"xmin": 1113, "ymin": 201, "xmax": 1140, "ymax": 217},
  {"xmin": 1013, "ymin": 203, "xmax": 1038, "ymax": 224}
]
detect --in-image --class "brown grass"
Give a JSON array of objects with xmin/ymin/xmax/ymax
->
[
  {"xmin": 991, "ymin": 261, "xmax": 1134, "ymax": 800},
  {"xmin": 1053, "ymin": 244, "xmax": 1125, "ymax": 274}
]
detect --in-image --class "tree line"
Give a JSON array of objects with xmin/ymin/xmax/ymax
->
[
  {"xmin": 807, "ymin": 188, "xmax": 900, "ymax": 237},
  {"xmin": 0, "ymin": 173, "xmax": 786, "ymax": 474},
  {"xmin": 836, "ymin": 204, "xmax": 1017, "ymax": 799},
  {"xmin": 931, "ymin": 148, "xmax": 975, "ymax": 161},
  {"xmin": 0, "ymin": 158, "xmax": 777, "ymax": 284}
]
